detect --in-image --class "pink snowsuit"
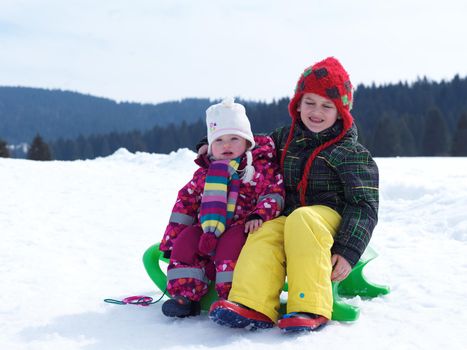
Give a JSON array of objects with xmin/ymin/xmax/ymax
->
[{"xmin": 160, "ymin": 135, "xmax": 285, "ymax": 301}]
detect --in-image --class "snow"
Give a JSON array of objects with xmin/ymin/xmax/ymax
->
[{"xmin": 1, "ymin": 149, "xmax": 466, "ymax": 349}]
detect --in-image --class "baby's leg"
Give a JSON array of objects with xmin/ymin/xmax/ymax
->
[
  {"xmin": 214, "ymin": 225, "xmax": 247, "ymax": 299},
  {"xmin": 167, "ymin": 226, "xmax": 209, "ymax": 301}
]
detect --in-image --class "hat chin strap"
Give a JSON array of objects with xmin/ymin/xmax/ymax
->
[{"xmin": 241, "ymin": 151, "xmax": 255, "ymax": 183}]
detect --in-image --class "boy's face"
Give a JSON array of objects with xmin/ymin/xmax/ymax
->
[
  {"xmin": 211, "ymin": 134, "xmax": 248, "ymax": 160},
  {"xmin": 297, "ymin": 92, "xmax": 338, "ymax": 133}
]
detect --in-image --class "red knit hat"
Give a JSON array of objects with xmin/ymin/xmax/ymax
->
[{"xmin": 281, "ymin": 57, "xmax": 354, "ymax": 205}]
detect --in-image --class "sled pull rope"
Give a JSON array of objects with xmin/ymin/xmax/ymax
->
[{"xmin": 104, "ymin": 290, "xmax": 166, "ymax": 306}]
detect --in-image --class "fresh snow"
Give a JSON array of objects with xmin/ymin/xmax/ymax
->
[{"xmin": 1, "ymin": 149, "xmax": 466, "ymax": 350}]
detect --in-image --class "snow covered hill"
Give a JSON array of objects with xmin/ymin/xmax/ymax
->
[{"xmin": 1, "ymin": 149, "xmax": 466, "ymax": 349}]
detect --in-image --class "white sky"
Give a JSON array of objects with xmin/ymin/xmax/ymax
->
[{"xmin": 1, "ymin": 0, "xmax": 466, "ymax": 104}]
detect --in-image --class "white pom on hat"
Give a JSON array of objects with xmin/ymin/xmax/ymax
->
[
  {"xmin": 241, "ymin": 150, "xmax": 255, "ymax": 183},
  {"xmin": 221, "ymin": 97, "xmax": 235, "ymax": 107},
  {"xmin": 206, "ymin": 97, "xmax": 255, "ymax": 154}
]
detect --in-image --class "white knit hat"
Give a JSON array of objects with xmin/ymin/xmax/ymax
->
[{"xmin": 206, "ymin": 97, "xmax": 255, "ymax": 182}]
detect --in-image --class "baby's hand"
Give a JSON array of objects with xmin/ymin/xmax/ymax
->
[
  {"xmin": 245, "ymin": 219, "xmax": 263, "ymax": 233},
  {"xmin": 198, "ymin": 144, "xmax": 208, "ymax": 156}
]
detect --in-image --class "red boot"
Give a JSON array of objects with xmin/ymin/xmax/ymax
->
[
  {"xmin": 209, "ymin": 300, "xmax": 274, "ymax": 330},
  {"xmin": 278, "ymin": 312, "xmax": 328, "ymax": 333}
]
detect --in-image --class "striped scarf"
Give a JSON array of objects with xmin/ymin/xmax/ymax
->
[{"xmin": 200, "ymin": 158, "xmax": 241, "ymax": 237}]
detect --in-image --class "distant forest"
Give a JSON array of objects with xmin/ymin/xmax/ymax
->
[
  {"xmin": 1, "ymin": 75, "xmax": 467, "ymax": 159},
  {"xmin": 0, "ymin": 87, "xmax": 213, "ymax": 144}
]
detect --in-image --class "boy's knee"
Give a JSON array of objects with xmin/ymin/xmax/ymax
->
[
  {"xmin": 286, "ymin": 206, "xmax": 340, "ymax": 228},
  {"xmin": 286, "ymin": 206, "xmax": 320, "ymax": 224},
  {"xmin": 285, "ymin": 206, "xmax": 339, "ymax": 246}
]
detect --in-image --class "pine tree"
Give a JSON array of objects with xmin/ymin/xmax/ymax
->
[
  {"xmin": 0, "ymin": 139, "xmax": 10, "ymax": 158},
  {"xmin": 451, "ymin": 112, "xmax": 467, "ymax": 156},
  {"xmin": 398, "ymin": 116, "xmax": 418, "ymax": 156},
  {"xmin": 371, "ymin": 114, "xmax": 402, "ymax": 157},
  {"xmin": 27, "ymin": 134, "xmax": 52, "ymax": 161},
  {"xmin": 76, "ymin": 135, "xmax": 94, "ymax": 159},
  {"xmin": 421, "ymin": 107, "xmax": 450, "ymax": 156}
]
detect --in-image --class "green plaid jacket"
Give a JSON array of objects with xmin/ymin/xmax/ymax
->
[{"xmin": 270, "ymin": 120, "xmax": 379, "ymax": 266}]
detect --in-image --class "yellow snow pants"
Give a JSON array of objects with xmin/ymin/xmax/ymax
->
[{"xmin": 228, "ymin": 205, "xmax": 341, "ymax": 321}]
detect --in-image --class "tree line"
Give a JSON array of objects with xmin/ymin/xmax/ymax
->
[
  {"xmin": 0, "ymin": 134, "xmax": 52, "ymax": 160},
  {"xmin": 0, "ymin": 86, "xmax": 212, "ymax": 144},
  {"xmin": 1, "ymin": 75, "xmax": 467, "ymax": 160},
  {"xmin": 2, "ymin": 106, "xmax": 465, "ymax": 161},
  {"xmin": 49, "ymin": 108, "xmax": 467, "ymax": 159}
]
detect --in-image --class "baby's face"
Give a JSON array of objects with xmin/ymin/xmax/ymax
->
[{"xmin": 211, "ymin": 134, "xmax": 248, "ymax": 160}]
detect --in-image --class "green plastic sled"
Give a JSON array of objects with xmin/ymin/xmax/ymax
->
[{"xmin": 143, "ymin": 243, "xmax": 390, "ymax": 321}]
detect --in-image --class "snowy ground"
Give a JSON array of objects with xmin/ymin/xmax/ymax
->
[{"xmin": 1, "ymin": 149, "xmax": 466, "ymax": 350}]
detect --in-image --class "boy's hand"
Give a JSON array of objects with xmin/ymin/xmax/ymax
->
[
  {"xmin": 245, "ymin": 219, "xmax": 263, "ymax": 233},
  {"xmin": 331, "ymin": 254, "xmax": 351, "ymax": 281},
  {"xmin": 198, "ymin": 144, "xmax": 208, "ymax": 156}
]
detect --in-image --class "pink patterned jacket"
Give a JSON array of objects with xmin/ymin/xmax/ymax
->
[{"xmin": 160, "ymin": 135, "xmax": 285, "ymax": 253}]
